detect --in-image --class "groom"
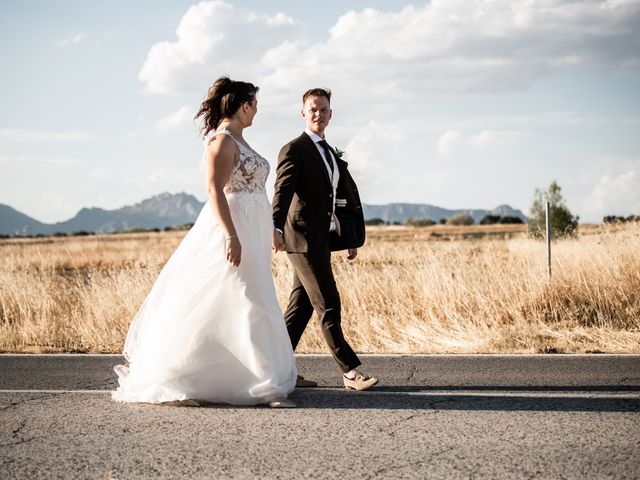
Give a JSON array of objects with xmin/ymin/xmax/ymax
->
[{"xmin": 272, "ymin": 87, "xmax": 378, "ymax": 391}]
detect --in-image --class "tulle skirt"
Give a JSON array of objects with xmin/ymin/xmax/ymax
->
[{"xmin": 112, "ymin": 192, "xmax": 297, "ymax": 405}]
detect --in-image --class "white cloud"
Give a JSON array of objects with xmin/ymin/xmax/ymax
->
[
  {"xmin": 302, "ymin": 0, "xmax": 640, "ymax": 96},
  {"xmin": 139, "ymin": 1, "xmax": 302, "ymax": 94},
  {"xmin": 467, "ymin": 130, "xmax": 522, "ymax": 150},
  {"xmin": 57, "ymin": 33, "xmax": 88, "ymax": 47},
  {"xmin": 344, "ymin": 133, "xmax": 373, "ymax": 173},
  {"xmin": 155, "ymin": 105, "xmax": 195, "ymax": 133},
  {"xmin": 341, "ymin": 121, "xmax": 404, "ymax": 171},
  {"xmin": 437, "ymin": 130, "xmax": 462, "ymax": 157},
  {"xmin": 584, "ymin": 167, "xmax": 640, "ymax": 217},
  {"xmin": 139, "ymin": 1, "xmax": 640, "ymax": 99},
  {"xmin": 0, "ymin": 128, "xmax": 94, "ymax": 142},
  {"xmin": 338, "ymin": 121, "xmax": 428, "ymax": 202},
  {"xmin": 435, "ymin": 129, "xmax": 522, "ymax": 158}
]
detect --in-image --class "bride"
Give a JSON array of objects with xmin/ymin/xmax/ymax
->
[{"xmin": 112, "ymin": 77, "xmax": 297, "ymax": 407}]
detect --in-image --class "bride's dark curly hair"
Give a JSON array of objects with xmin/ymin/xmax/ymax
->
[{"xmin": 195, "ymin": 77, "xmax": 259, "ymax": 137}]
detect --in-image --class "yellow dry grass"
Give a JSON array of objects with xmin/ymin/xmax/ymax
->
[{"xmin": 1, "ymin": 224, "xmax": 638, "ymax": 353}]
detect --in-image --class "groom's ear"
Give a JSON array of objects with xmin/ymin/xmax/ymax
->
[{"xmin": 300, "ymin": 108, "xmax": 306, "ymax": 119}]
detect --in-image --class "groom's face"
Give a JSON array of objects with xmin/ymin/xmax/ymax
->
[{"xmin": 302, "ymin": 95, "xmax": 332, "ymax": 136}]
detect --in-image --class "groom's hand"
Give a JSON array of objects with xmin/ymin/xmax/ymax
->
[
  {"xmin": 273, "ymin": 229, "xmax": 285, "ymax": 252},
  {"xmin": 347, "ymin": 248, "xmax": 358, "ymax": 260}
]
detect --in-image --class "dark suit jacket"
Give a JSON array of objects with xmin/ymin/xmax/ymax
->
[{"xmin": 272, "ymin": 132, "xmax": 365, "ymax": 253}]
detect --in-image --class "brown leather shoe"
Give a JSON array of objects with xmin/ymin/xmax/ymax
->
[
  {"xmin": 296, "ymin": 375, "xmax": 318, "ymax": 388},
  {"xmin": 343, "ymin": 371, "xmax": 378, "ymax": 391}
]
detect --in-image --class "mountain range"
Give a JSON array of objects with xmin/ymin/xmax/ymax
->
[
  {"xmin": 0, "ymin": 192, "xmax": 527, "ymax": 236},
  {"xmin": 362, "ymin": 203, "xmax": 526, "ymax": 224}
]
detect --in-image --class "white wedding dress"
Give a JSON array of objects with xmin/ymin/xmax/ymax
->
[{"xmin": 112, "ymin": 128, "xmax": 297, "ymax": 405}]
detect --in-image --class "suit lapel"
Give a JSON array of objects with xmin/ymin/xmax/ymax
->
[{"xmin": 300, "ymin": 132, "xmax": 332, "ymax": 187}]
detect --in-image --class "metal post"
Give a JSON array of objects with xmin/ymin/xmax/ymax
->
[{"xmin": 545, "ymin": 201, "xmax": 551, "ymax": 279}]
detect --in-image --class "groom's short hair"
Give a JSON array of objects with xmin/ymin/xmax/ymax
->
[{"xmin": 303, "ymin": 88, "xmax": 331, "ymax": 104}]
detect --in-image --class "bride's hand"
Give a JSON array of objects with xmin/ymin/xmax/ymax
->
[
  {"xmin": 273, "ymin": 229, "xmax": 285, "ymax": 252},
  {"xmin": 226, "ymin": 236, "xmax": 242, "ymax": 266}
]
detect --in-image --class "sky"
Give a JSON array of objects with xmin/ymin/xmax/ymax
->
[{"xmin": 1, "ymin": 0, "xmax": 639, "ymax": 223}]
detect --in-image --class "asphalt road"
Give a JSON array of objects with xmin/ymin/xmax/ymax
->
[{"xmin": 1, "ymin": 354, "xmax": 639, "ymax": 479}]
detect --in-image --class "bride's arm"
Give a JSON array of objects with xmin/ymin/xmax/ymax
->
[{"xmin": 204, "ymin": 135, "xmax": 242, "ymax": 266}]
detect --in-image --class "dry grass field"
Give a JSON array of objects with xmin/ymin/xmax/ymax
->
[{"xmin": 1, "ymin": 223, "xmax": 639, "ymax": 354}]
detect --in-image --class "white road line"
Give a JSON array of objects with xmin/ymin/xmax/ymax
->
[
  {"xmin": 0, "ymin": 354, "xmax": 124, "ymax": 357},
  {"xmin": 401, "ymin": 391, "xmax": 640, "ymax": 399},
  {"xmin": 0, "ymin": 389, "xmax": 112, "ymax": 394}
]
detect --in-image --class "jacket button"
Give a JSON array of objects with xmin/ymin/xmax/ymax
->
[{"xmin": 327, "ymin": 212, "xmax": 331, "ymax": 216}]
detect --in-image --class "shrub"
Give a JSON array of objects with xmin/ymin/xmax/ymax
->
[
  {"xmin": 365, "ymin": 218, "xmax": 386, "ymax": 226},
  {"xmin": 447, "ymin": 214, "xmax": 474, "ymax": 226},
  {"xmin": 498, "ymin": 216, "xmax": 524, "ymax": 224},
  {"xmin": 405, "ymin": 217, "xmax": 436, "ymax": 227},
  {"xmin": 164, "ymin": 223, "xmax": 194, "ymax": 232},
  {"xmin": 122, "ymin": 227, "xmax": 161, "ymax": 234},
  {"xmin": 480, "ymin": 215, "xmax": 500, "ymax": 225},
  {"xmin": 528, "ymin": 180, "xmax": 579, "ymax": 239},
  {"xmin": 604, "ymin": 215, "xmax": 640, "ymax": 224}
]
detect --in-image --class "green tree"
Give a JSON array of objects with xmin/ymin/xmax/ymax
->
[
  {"xmin": 498, "ymin": 216, "xmax": 524, "ymax": 224},
  {"xmin": 479, "ymin": 214, "xmax": 500, "ymax": 225},
  {"xmin": 528, "ymin": 180, "xmax": 579, "ymax": 239}
]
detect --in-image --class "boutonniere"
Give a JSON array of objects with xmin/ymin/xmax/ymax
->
[{"xmin": 333, "ymin": 147, "xmax": 345, "ymax": 159}]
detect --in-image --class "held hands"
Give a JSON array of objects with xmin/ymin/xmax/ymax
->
[
  {"xmin": 273, "ymin": 229, "xmax": 285, "ymax": 252},
  {"xmin": 226, "ymin": 236, "xmax": 242, "ymax": 266}
]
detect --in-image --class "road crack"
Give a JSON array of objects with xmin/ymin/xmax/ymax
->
[
  {"xmin": 0, "ymin": 393, "xmax": 60, "ymax": 412},
  {"xmin": 378, "ymin": 411, "xmax": 440, "ymax": 439},
  {"xmin": 12, "ymin": 420, "xmax": 26, "ymax": 438},
  {"xmin": 0, "ymin": 419, "xmax": 36, "ymax": 448}
]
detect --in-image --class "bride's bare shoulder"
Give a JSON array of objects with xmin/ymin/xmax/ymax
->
[{"xmin": 205, "ymin": 132, "xmax": 238, "ymax": 157}]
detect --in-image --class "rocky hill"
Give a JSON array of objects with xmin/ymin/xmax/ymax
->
[
  {"xmin": 0, "ymin": 192, "xmax": 204, "ymax": 236},
  {"xmin": 362, "ymin": 203, "xmax": 526, "ymax": 224},
  {"xmin": 0, "ymin": 204, "xmax": 51, "ymax": 236}
]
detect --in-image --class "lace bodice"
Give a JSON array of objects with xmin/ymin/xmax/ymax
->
[{"xmin": 206, "ymin": 128, "xmax": 270, "ymax": 195}]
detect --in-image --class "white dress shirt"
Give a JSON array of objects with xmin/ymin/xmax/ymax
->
[{"xmin": 305, "ymin": 128, "xmax": 340, "ymax": 232}]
